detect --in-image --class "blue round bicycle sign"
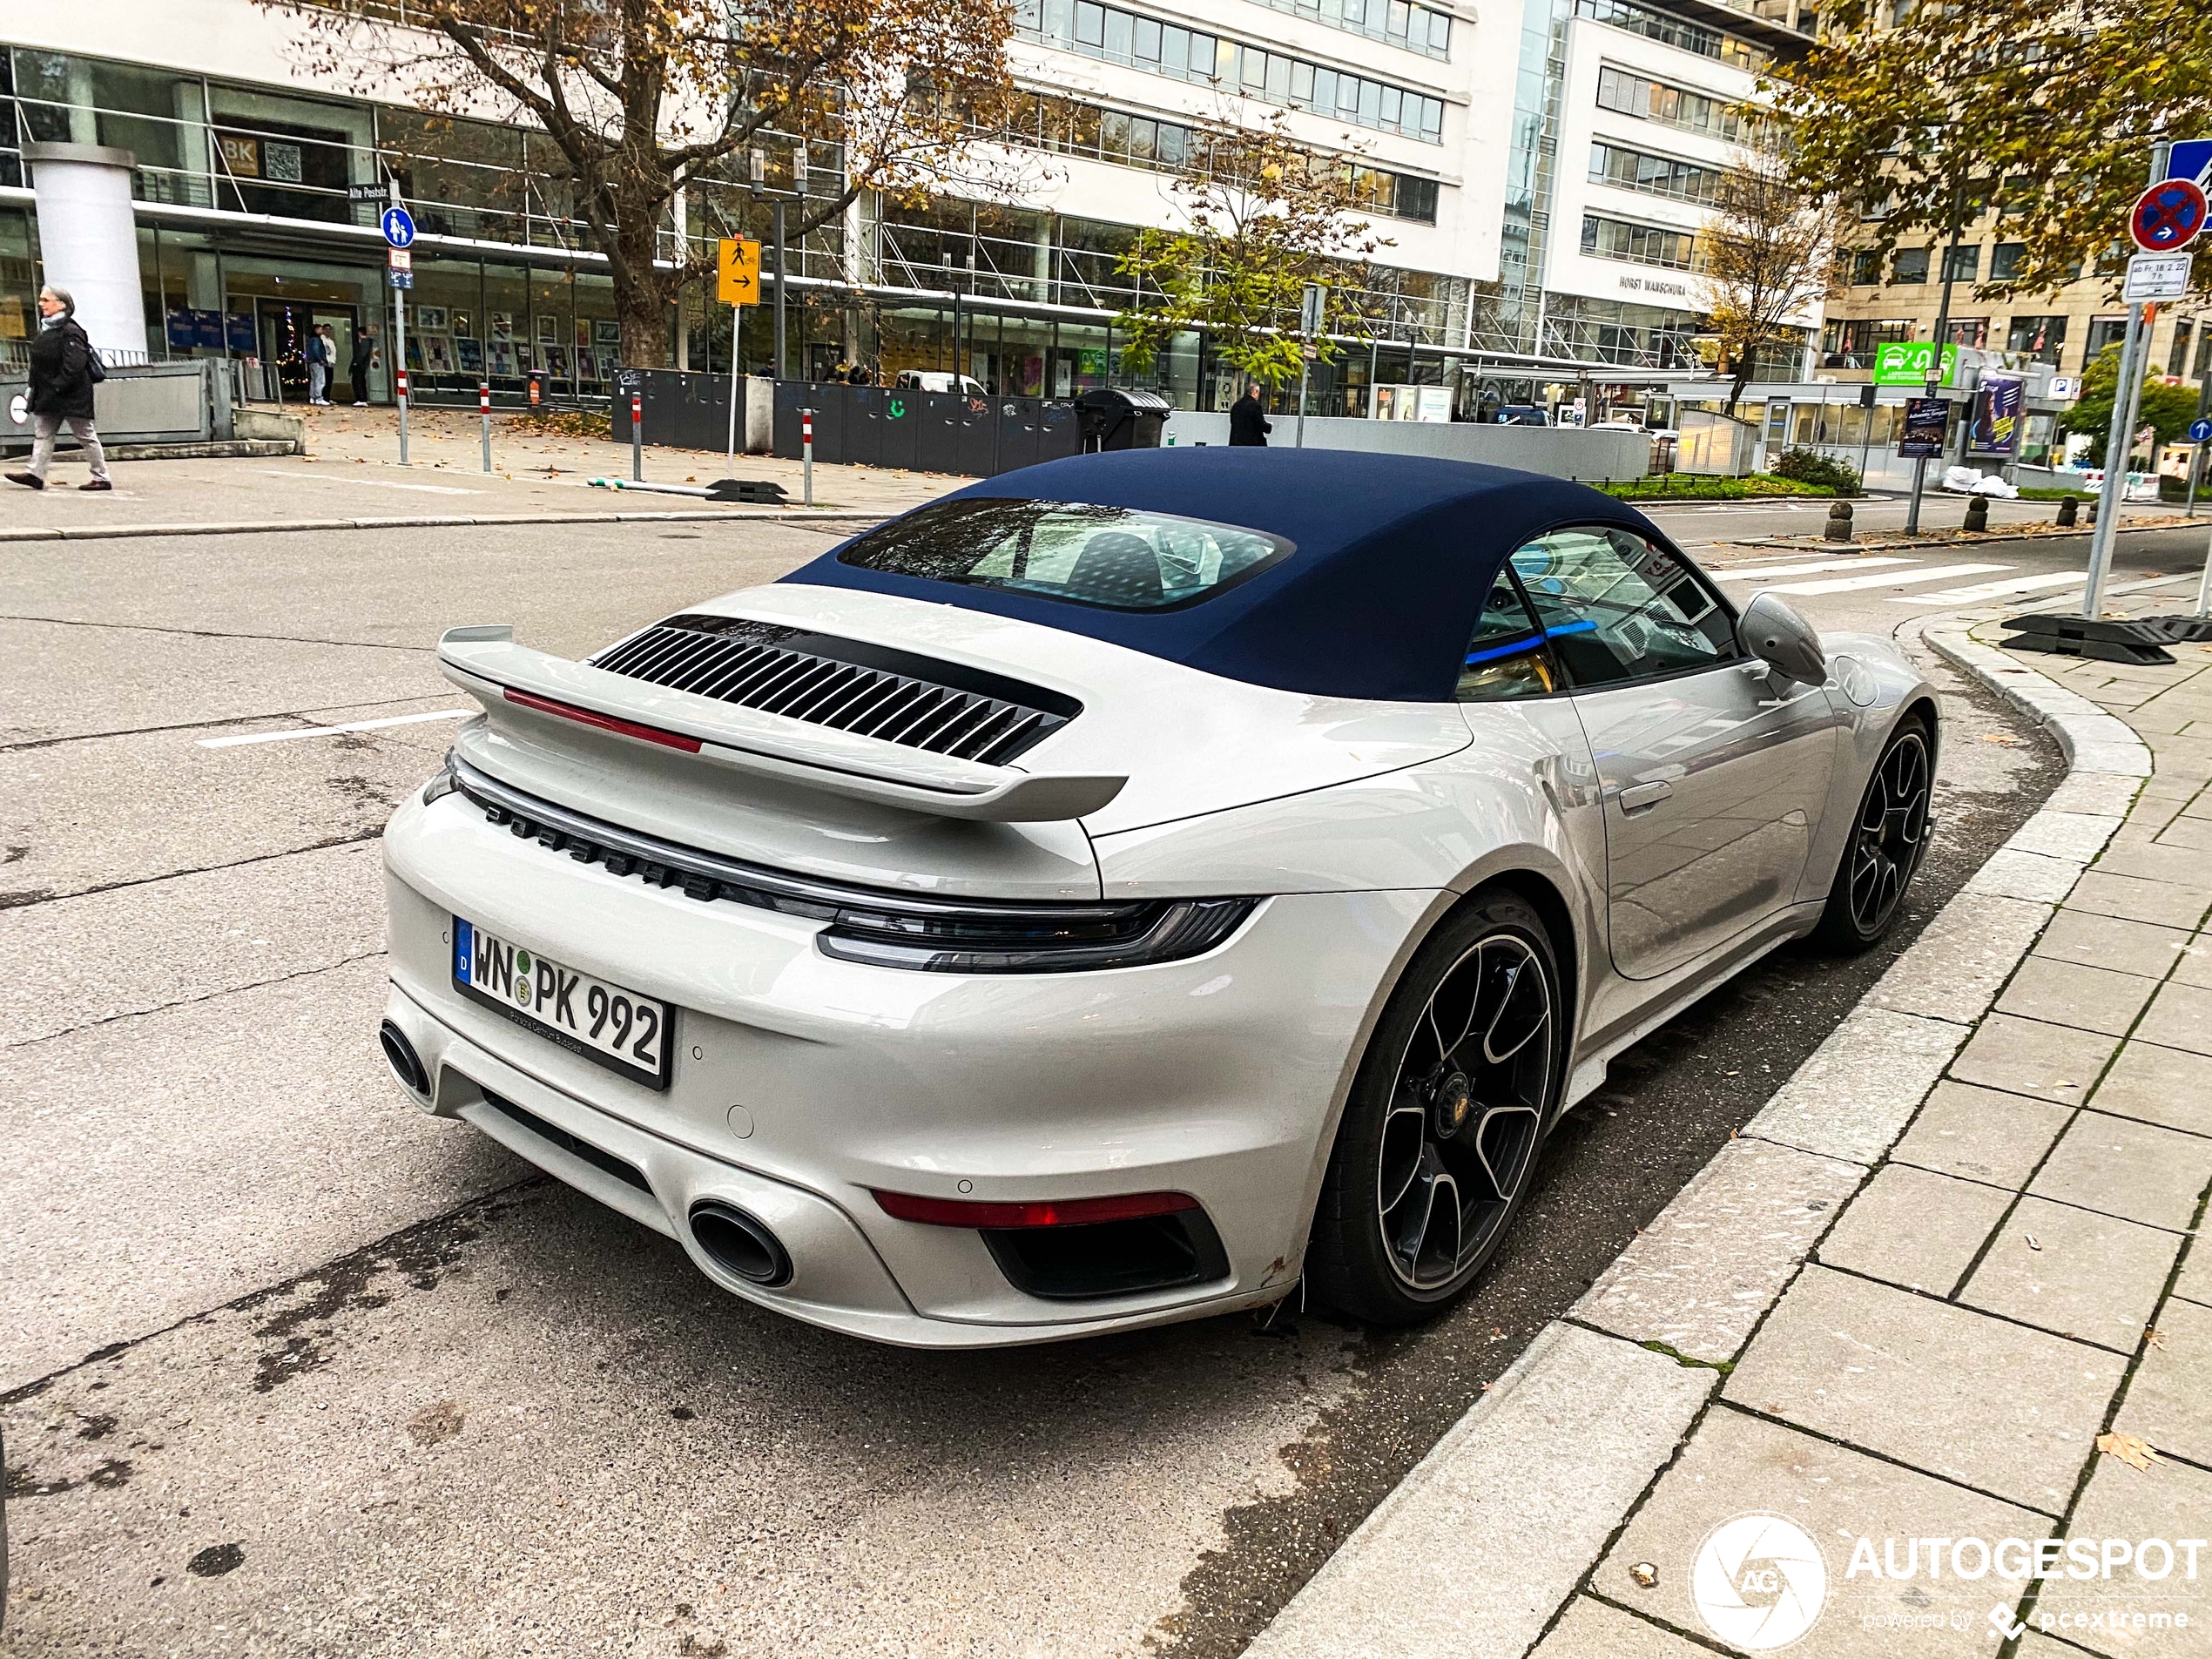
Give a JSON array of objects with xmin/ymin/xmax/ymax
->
[{"xmin": 381, "ymin": 206, "xmax": 416, "ymax": 249}]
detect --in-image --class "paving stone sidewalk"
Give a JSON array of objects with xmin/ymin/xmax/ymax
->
[{"xmin": 1249, "ymin": 601, "xmax": 2212, "ymax": 1659}]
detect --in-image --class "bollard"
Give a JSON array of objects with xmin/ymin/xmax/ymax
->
[
  {"xmin": 801, "ymin": 407, "xmax": 814, "ymax": 507},
  {"xmin": 480, "ymin": 381, "xmax": 492, "ymax": 473},
  {"xmin": 2056, "ymin": 494, "xmax": 2078, "ymax": 528},
  {"xmin": 395, "ymin": 368, "xmax": 410, "ymax": 467},
  {"xmin": 1964, "ymin": 494, "xmax": 1989, "ymax": 533},
  {"xmin": 1824, "ymin": 500, "xmax": 1854, "ymax": 543},
  {"xmin": 631, "ymin": 389, "xmax": 644, "ymax": 483}
]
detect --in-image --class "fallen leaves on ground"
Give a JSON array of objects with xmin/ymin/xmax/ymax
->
[{"xmin": 2097, "ymin": 1432, "xmax": 2158, "ymax": 1471}]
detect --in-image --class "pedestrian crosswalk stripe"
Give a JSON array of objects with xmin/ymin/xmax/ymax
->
[
  {"xmin": 1755, "ymin": 562, "xmax": 2011, "ymax": 596},
  {"xmin": 1888, "ymin": 570, "xmax": 2090, "ymax": 604},
  {"xmin": 1710, "ymin": 556, "xmax": 1919, "ymax": 581}
]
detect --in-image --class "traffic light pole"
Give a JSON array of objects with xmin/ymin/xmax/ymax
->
[{"xmin": 2084, "ymin": 142, "xmax": 2172, "ymax": 620}]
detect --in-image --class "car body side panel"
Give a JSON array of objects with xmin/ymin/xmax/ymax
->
[
  {"xmin": 1797, "ymin": 634, "xmax": 1941, "ymax": 906},
  {"xmin": 1568, "ymin": 662, "xmax": 1845, "ymax": 979}
]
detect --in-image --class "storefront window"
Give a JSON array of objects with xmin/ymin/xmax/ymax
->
[
  {"xmin": 408, "ymin": 253, "xmax": 482, "ymax": 397},
  {"xmin": 206, "ymin": 83, "xmax": 374, "ymax": 226},
  {"xmin": 482, "ymin": 263, "xmax": 531, "ymax": 388},
  {"xmin": 0, "ymin": 207, "xmax": 35, "ymax": 374}
]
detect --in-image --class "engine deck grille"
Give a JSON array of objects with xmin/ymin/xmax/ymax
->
[{"xmin": 589, "ymin": 614, "xmax": 1078, "ymax": 765}]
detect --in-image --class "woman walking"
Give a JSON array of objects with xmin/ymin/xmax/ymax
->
[{"xmin": 6, "ymin": 287, "xmax": 111, "ymax": 492}]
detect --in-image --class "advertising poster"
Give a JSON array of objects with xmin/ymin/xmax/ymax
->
[
  {"xmin": 1968, "ymin": 374, "xmax": 2025, "ymax": 455},
  {"xmin": 1898, "ymin": 396, "xmax": 1950, "ymax": 459}
]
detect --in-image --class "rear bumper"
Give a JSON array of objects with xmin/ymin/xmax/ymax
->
[{"xmin": 381, "ymin": 789, "xmax": 1436, "ymax": 1345}]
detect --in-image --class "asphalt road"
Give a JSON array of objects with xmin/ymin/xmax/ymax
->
[{"xmin": 0, "ymin": 475, "xmax": 2114, "ymax": 1656}]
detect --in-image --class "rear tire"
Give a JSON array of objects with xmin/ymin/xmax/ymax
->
[
  {"xmin": 1307, "ymin": 890, "xmax": 1567, "ymax": 1326},
  {"xmin": 1812, "ymin": 715, "xmax": 1933, "ymax": 953}
]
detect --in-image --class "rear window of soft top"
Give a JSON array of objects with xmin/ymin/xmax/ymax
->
[{"xmin": 837, "ymin": 496, "xmax": 1291, "ymax": 612}]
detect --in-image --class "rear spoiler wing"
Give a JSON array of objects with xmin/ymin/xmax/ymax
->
[{"xmin": 438, "ymin": 624, "xmax": 1125, "ymax": 824}]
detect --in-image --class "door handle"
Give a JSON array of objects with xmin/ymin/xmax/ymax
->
[{"xmin": 1618, "ymin": 780, "xmax": 1674, "ymax": 814}]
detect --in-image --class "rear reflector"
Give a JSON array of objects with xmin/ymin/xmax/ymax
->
[
  {"xmin": 872, "ymin": 1188, "xmax": 1199, "ymax": 1230},
  {"xmin": 502, "ymin": 688, "xmax": 703, "ymax": 753}
]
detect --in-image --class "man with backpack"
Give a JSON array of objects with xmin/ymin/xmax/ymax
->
[{"xmin": 6, "ymin": 285, "xmax": 111, "ymax": 492}]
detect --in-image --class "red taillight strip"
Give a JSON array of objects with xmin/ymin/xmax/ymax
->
[
  {"xmin": 872, "ymin": 1189, "xmax": 1199, "ymax": 1230},
  {"xmin": 502, "ymin": 688, "xmax": 703, "ymax": 753}
]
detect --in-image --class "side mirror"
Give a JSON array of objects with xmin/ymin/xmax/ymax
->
[{"xmin": 1739, "ymin": 591, "xmax": 1828, "ymax": 685}]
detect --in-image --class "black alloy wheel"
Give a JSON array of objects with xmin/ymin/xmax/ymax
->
[
  {"xmin": 1815, "ymin": 716, "xmax": 1932, "ymax": 950},
  {"xmin": 1309, "ymin": 890, "xmax": 1565, "ymax": 1324}
]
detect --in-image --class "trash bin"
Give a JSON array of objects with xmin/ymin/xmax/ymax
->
[{"xmin": 1077, "ymin": 388, "xmax": 1171, "ymax": 451}]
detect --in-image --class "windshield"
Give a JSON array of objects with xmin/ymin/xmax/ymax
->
[{"xmin": 837, "ymin": 497, "xmax": 1292, "ymax": 612}]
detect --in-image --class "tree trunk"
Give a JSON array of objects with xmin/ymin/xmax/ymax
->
[{"xmin": 613, "ymin": 212, "xmax": 670, "ymax": 370}]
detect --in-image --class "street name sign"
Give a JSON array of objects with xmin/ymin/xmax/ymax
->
[{"xmin": 347, "ymin": 182, "xmax": 387, "ymax": 203}]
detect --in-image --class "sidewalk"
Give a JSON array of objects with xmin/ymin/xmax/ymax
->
[
  {"xmin": 0, "ymin": 404, "xmax": 957, "ymax": 539},
  {"xmin": 1247, "ymin": 597, "xmax": 2212, "ymax": 1659}
]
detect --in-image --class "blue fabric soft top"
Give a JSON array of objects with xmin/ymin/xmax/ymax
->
[{"xmin": 780, "ymin": 447, "xmax": 1667, "ymax": 703}]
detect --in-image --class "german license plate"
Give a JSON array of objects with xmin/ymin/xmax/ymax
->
[{"xmin": 452, "ymin": 918, "xmax": 672, "ymax": 1089}]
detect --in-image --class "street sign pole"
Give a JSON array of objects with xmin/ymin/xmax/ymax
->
[
  {"xmin": 1903, "ymin": 177, "xmax": 1972, "ymax": 536},
  {"xmin": 772, "ymin": 201, "xmax": 787, "ymax": 381},
  {"xmin": 2087, "ymin": 143, "xmax": 2178, "ymax": 617},
  {"xmin": 388, "ymin": 179, "xmax": 409, "ymax": 467},
  {"xmin": 728, "ymin": 304, "xmax": 742, "ymax": 472}
]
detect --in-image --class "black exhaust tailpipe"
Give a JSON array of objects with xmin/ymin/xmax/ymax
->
[
  {"xmin": 378, "ymin": 1020, "xmax": 430, "ymax": 1096},
  {"xmin": 689, "ymin": 1201, "xmax": 792, "ymax": 1287}
]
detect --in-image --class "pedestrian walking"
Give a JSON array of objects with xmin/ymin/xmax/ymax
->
[
  {"xmin": 6, "ymin": 286, "xmax": 111, "ymax": 493},
  {"xmin": 305, "ymin": 324, "xmax": 334, "ymax": 405},
  {"xmin": 349, "ymin": 325, "xmax": 378, "ymax": 407},
  {"xmin": 1229, "ymin": 381, "xmax": 1271, "ymax": 447}
]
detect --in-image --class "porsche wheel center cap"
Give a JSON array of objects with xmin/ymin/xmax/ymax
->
[{"xmin": 1431, "ymin": 1072, "xmax": 1473, "ymax": 1139}]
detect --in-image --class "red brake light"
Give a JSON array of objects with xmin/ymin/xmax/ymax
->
[
  {"xmin": 502, "ymin": 688, "xmax": 703, "ymax": 753},
  {"xmin": 872, "ymin": 1189, "xmax": 1199, "ymax": 1229}
]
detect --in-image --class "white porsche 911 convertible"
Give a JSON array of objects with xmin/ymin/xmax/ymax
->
[{"xmin": 379, "ymin": 448, "xmax": 1936, "ymax": 1346}]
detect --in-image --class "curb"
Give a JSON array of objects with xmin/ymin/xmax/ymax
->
[
  {"xmin": 1717, "ymin": 521, "xmax": 2187, "ymax": 553},
  {"xmin": 1239, "ymin": 617, "xmax": 2139, "ymax": 1659},
  {"xmin": 0, "ymin": 508, "xmax": 889, "ymax": 543}
]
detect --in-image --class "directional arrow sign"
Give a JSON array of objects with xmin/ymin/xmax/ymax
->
[{"xmin": 2130, "ymin": 179, "xmax": 2207, "ymax": 252}]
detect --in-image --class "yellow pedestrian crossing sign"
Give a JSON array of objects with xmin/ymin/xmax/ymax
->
[{"xmin": 718, "ymin": 238, "xmax": 761, "ymax": 306}]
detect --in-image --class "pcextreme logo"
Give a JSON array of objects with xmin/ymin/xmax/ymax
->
[{"xmin": 1693, "ymin": 1514, "xmax": 1831, "ymax": 1651}]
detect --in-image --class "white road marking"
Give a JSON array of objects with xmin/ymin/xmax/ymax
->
[
  {"xmin": 1888, "ymin": 570, "xmax": 2092, "ymax": 604},
  {"xmin": 258, "ymin": 469, "xmax": 482, "ymax": 496},
  {"xmin": 1710, "ymin": 556, "xmax": 1919, "ymax": 581},
  {"xmin": 1754, "ymin": 562, "xmax": 2012, "ymax": 596},
  {"xmin": 198, "ymin": 709, "xmax": 474, "ymax": 749}
]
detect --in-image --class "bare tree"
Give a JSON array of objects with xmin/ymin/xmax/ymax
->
[
  {"xmin": 265, "ymin": 0, "xmax": 1025, "ymax": 366},
  {"xmin": 1114, "ymin": 108, "xmax": 1391, "ymax": 390},
  {"xmin": 1696, "ymin": 138, "xmax": 1839, "ymax": 408}
]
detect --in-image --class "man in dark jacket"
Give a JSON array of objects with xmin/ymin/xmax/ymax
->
[
  {"xmin": 1228, "ymin": 381, "xmax": 1271, "ymax": 446},
  {"xmin": 6, "ymin": 285, "xmax": 111, "ymax": 492},
  {"xmin": 349, "ymin": 325, "xmax": 379, "ymax": 407}
]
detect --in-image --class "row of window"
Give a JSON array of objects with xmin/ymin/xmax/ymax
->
[
  {"xmin": 1580, "ymin": 212, "xmax": 1698, "ymax": 271},
  {"xmin": 1588, "ymin": 140, "xmax": 1723, "ymax": 206},
  {"xmin": 989, "ymin": 92, "xmax": 1440, "ymax": 221},
  {"xmin": 1244, "ymin": 0, "xmax": 1454, "ymax": 60},
  {"xmin": 1594, "ymin": 64, "xmax": 1746, "ymax": 145},
  {"xmin": 1016, "ymin": 0, "xmax": 1448, "ymax": 143},
  {"xmin": 1575, "ymin": 0, "xmax": 1768, "ymax": 71},
  {"xmin": 1848, "ymin": 243, "xmax": 2033, "ymax": 286},
  {"xmin": 1822, "ymin": 314, "xmax": 2070, "ymax": 367}
]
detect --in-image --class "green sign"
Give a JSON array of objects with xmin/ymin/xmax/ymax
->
[{"xmin": 1872, "ymin": 341, "xmax": 1960, "ymax": 387}]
